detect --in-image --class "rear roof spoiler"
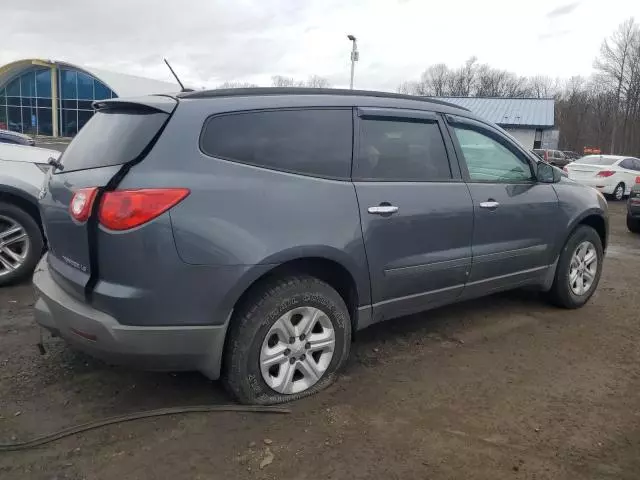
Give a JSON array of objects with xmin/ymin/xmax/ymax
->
[{"xmin": 92, "ymin": 95, "xmax": 178, "ymax": 114}]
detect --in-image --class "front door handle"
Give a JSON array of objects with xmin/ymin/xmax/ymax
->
[
  {"xmin": 479, "ymin": 201, "xmax": 500, "ymax": 209},
  {"xmin": 368, "ymin": 205, "xmax": 399, "ymax": 215}
]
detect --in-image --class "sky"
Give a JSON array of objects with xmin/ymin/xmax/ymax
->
[{"xmin": 2, "ymin": 0, "xmax": 639, "ymax": 91}]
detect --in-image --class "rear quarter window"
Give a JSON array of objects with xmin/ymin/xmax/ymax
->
[
  {"xmin": 59, "ymin": 108, "xmax": 168, "ymax": 172},
  {"xmin": 200, "ymin": 108, "xmax": 353, "ymax": 179}
]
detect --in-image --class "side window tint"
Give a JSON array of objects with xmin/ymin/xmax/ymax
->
[
  {"xmin": 453, "ymin": 126, "xmax": 533, "ymax": 182},
  {"xmin": 620, "ymin": 159, "xmax": 634, "ymax": 170},
  {"xmin": 201, "ymin": 109, "xmax": 352, "ymax": 179},
  {"xmin": 355, "ymin": 119, "xmax": 451, "ymax": 182}
]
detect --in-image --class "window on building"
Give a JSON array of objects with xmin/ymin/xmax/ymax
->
[{"xmin": 0, "ymin": 66, "xmax": 116, "ymax": 137}]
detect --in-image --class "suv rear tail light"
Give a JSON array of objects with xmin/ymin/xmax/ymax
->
[
  {"xmin": 563, "ymin": 166, "xmax": 568, "ymax": 173},
  {"xmin": 596, "ymin": 170, "xmax": 615, "ymax": 177},
  {"xmin": 635, "ymin": 176, "xmax": 640, "ymax": 184},
  {"xmin": 99, "ymin": 188, "xmax": 190, "ymax": 231},
  {"xmin": 69, "ymin": 187, "xmax": 98, "ymax": 222}
]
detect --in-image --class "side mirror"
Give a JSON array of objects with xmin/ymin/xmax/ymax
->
[{"xmin": 536, "ymin": 162, "xmax": 560, "ymax": 183}]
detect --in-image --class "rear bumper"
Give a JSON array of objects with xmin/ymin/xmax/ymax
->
[
  {"xmin": 32, "ymin": 256, "xmax": 227, "ymax": 379},
  {"xmin": 570, "ymin": 177, "xmax": 616, "ymax": 195}
]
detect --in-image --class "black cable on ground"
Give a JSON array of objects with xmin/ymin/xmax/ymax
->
[{"xmin": 0, "ymin": 405, "xmax": 291, "ymax": 452}]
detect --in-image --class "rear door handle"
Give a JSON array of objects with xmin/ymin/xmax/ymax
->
[
  {"xmin": 479, "ymin": 201, "xmax": 500, "ymax": 209},
  {"xmin": 368, "ymin": 205, "xmax": 399, "ymax": 215}
]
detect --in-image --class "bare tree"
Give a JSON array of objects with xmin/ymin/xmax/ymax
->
[
  {"xmin": 594, "ymin": 18, "xmax": 638, "ymax": 153},
  {"xmin": 305, "ymin": 75, "xmax": 332, "ymax": 88},
  {"xmin": 271, "ymin": 75, "xmax": 305, "ymax": 87},
  {"xmin": 216, "ymin": 81, "xmax": 259, "ymax": 89}
]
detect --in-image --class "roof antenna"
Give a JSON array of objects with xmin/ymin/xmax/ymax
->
[{"xmin": 164, "ymin": 58, "xmax": 191, "ymax": 92}]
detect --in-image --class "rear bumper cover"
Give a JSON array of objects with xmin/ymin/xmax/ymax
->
[{"xmin": 32, "ymin": 256, "xmax": 227, "ymax": 379}]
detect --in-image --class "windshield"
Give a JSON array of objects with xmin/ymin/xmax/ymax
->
[{"xmin": 574, "ymin": 156, "xmax": 616, "ymax": 166}]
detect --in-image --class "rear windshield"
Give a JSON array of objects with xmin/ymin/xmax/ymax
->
[
  {"xmin": 574, "ymin": 156, "xmax": 616, "ymax": 166},
  {"xmin": 59, "ymin": 108, "xmax": 168, "ymax": 172}
]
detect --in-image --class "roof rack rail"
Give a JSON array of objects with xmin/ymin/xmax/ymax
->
[{"xmin": 178, "ymin": 87, "xmax": 470, "ymax": 111}]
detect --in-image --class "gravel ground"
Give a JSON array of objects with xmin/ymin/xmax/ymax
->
[{"xmin": 0, "ymin": 201, "xmax": 639, "ymax": 480}]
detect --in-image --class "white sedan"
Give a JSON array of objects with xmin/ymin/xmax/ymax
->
[{"xmin": 565, "ymin": 155, "xmax": 640, "ymax": 201}]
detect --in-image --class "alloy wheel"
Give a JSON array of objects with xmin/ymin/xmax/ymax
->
[
  {"xmin": 0, "ymin": 215, "xmax": 30, "ymax": 278},
  {"xmin": 615, "ymin": 184, "xmax": 624, "ymax": 200},
  {"xmin": 568, "ymin": 241, "xmax": 598, "ymax": 296},
  {"xmin": 260, "ymin": 306, "xmax": 335, "ymax": 395}
]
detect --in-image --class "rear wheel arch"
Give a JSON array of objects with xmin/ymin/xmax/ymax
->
[{"xmin": 228, "ymin": 257, "xmax": 361, "ymax": 337}]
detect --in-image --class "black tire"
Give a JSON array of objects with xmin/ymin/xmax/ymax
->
[
  {"xmin": 610, "ymin": 183, "xmax": 625, "ymax": 201},
  {"xmin": 546, "ymin": 225, "xmax": 603, "ymax": 309},
  {"xmin": 0, "ymin": 202, "xmax": 44, "ymax": 287},
  {"xmin": 627, "ymin": 214, "xmax": 640, "ymax": 234},
  {"xmin": 223, "ymin": 275, "xmax": 351, "ymax": 405}
]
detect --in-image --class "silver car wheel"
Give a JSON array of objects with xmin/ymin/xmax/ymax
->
[
  {"xmin": 260, "ymin": 306, "xmax": 335, "ymax": 395},
  {"xmin": 0, "ymin": 215, "xmax": 30, "ymax": 277},
  {"xmin": 614, "ymin": 183, "xmax": 624, "ymax": 200},
  {"xmin": 569, "ymin": 241, "xmax": 598, "ymax": 296}
]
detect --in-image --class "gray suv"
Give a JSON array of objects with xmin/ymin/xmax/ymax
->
[{"xmin": 33, "ymin": 89, "xmax": 608, "ymax": 404}]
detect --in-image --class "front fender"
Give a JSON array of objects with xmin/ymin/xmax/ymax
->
[{"xmin": 552, "ymin": 180, "xmax": 609, "ymax": 256}]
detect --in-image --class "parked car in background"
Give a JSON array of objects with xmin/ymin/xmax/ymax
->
[
  {"xmin": 33, "ymin": 88, "xmax": 608, "ymax": 404},
  {"xmin": 0, "ymin": 129, "xmax": 36, "ymax": 146},
  {"xmin": 0, "ymin": 143, "xmax": 58, "ymax": 285},
  {"xmin": 532, "ymin": 149, "xmax": 572, "ymax": 168},
  {"xmin": 562, "ymin": 151, "xmax": 582, "ymax": 161},
  {"xmin": 627, "ymin": 180, "xmax": 640, "ymax": 233},
  {"xmin": 565, "ymin": 155, "xmax": 640, "ymax": 201}
]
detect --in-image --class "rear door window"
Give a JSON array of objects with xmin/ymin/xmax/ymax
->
[
  {"xmin": 59, "ymin": 108, "xmax": 169, "ymax": 173},
  {"xmin": 200, "ymin": 108, "xmax": 352, "ymax": 179},
  {"xmin": 353, "ymin": 118, "xmax": 452, "ymax": 182}
]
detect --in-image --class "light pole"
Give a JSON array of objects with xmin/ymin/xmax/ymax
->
[{"xmin": 347, "ymin": 34, "xmax": 359, "ymax": 89}]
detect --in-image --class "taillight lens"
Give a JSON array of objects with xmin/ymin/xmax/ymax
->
[
  {"xmin": 635, "ymin": 176, "xmax": 640, "ymax": 184},
  {"xmin": 563, "ymin": 166, "xmax": 568, "ymax": 173},
  {"xmin": 596, "ymin": 170, "xmax": 615, "ymax": 177},
  {"xmin": 69, "ymin": 187, "xmax": 98, "ymax": 222},
  {"xmin": 544, "ymin": 151, "xmax": 548, "ymax": 161},
  {"xmin": 98, "ymin": 189, "xmax": 190, "ymax": 231}
]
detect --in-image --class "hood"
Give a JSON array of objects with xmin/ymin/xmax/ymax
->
[{"xmin": 0, "ymin": 143, "xmax": 60, "ymax": 165}]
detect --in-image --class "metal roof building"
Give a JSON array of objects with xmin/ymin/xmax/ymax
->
[
  {"xmin": 0, "ymin": 59, "xmax": 178, "ymax": 137},
  {"xmin": 431, "ymin": 97, "xmax": 557, "ymax": 149}
]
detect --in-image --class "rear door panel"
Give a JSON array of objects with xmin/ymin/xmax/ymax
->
[{"xmin": 353, "ymin": 108, "xmax": 474, "ymax": 323}]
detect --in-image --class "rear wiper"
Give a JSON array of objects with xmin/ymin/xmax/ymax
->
[{"xmin": 48, "ymin": 157, "xmax": 64, "ymax": 171}]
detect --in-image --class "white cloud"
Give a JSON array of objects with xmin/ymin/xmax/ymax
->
[{"xmin": 1, "ymin": 0, "xmax": 639, "ymax": 91}]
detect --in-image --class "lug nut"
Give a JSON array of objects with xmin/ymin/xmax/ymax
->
[
  {"xmin": 289, "ymin": 337, "xmax": 295, "ymax": 344},
  {"xmin": 289, "ymin": 357, "xmax": 296, "ymax": 364},
  {"xmin": 284, "ymin": 348, "xmax": 291, "ymax": 356},
  {"xmin": 299, "ymin": 333, "xmax": 306, "ymax": 341},
  {"xmin": 299, "ymin": 354, "xmax": 306, "ymax": 361},
  {"xmin": 305, "ymin": 342, "xmax": 311, "ymax": 349}
]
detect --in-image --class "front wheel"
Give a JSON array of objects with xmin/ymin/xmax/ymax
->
[
  {"xmin": 223, "ymin": 275, "xmax": 351, "ymax": 404},
  {"xmin": 546, "ymin": 225, "xmax": 603, "ymax": 309},
  {"xmin": 627, "ymin": 214, "xmax": 640, "ymax": 233}
]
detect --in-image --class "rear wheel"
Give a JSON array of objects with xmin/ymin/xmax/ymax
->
[
  {"xmin": 223, "ymin": 275, "xmax": 351, "ymax": 404},
  {"xmin": 627, "ymin": 214, "xmax": 640, "ymax": 233},
  {"xmin": 611, "ymin": 183, "xmax": 625, "ymax": 201},
  {"xmin": 546, "ymin": 225, "xmax": 603, "ymax": 309},
  {"xmin": 0, "ymin": 202, "xmax": 44, "ymax": 286}
]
